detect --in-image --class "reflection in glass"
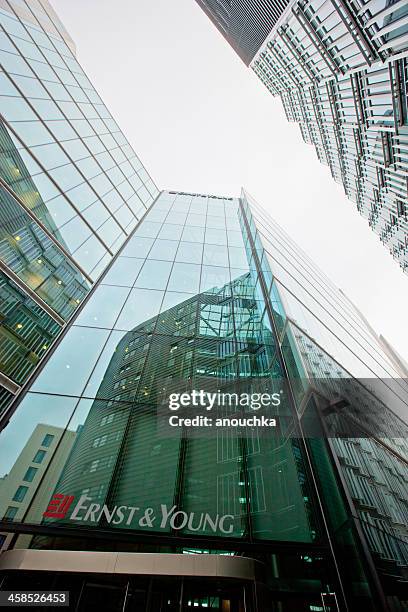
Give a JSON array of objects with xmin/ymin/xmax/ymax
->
[
  {"xmin": 0, "ymin": 272, "xmax": 61, "ymax": 401},
  {"xmin": 14, "ymin": 268, "xmax": 317, "ymax": 543}
]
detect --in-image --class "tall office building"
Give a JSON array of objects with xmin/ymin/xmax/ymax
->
[
  {"xmin": 0, "ymin": 2, "xmax": 407, "ymax": 611},
  {"xmin": 0, "ymin": 188, "xmax": 407, "ymax": 610},
  {"xmin": 195, "ymin": 0, "xmax": 408, "ymax": 273},
  {"xmin": 0, "ymin": 0, "xmax": 158, "ymax": 417}
]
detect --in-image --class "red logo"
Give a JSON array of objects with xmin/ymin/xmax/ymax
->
[{"xmin": 43, "ymin": 493, "xmax": 74, "ymax": 519}]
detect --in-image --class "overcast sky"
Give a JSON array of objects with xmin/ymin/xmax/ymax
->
[{"xmin": 52, "ymin": 0, "xmax": 408, "ymax": 360}]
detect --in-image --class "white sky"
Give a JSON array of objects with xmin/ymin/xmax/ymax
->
[{"xmin": 52, "ymin": 0, "xmax": 408, "ymax": 360}]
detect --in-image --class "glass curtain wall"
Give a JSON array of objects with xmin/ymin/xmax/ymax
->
[
  {"xmin": 0, "ymin": 192, "xmax": 320, "ymax": 545},
  {"xmin": 0, "ymin": 190, "xmax": 406, "ymax": 609},
  {"xmin": 249, "ymin": 0, "xmax": 408, "ymax": 272},
  {"xmin": 0, "ymin": 0, "xmax": 159, "ymax": 414},
  {"xmin": 242, "ymin": 190, "xmax": 408, "ymax": 610}
]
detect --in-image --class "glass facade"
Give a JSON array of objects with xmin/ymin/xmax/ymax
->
[
  {"xmin": 24, "ymin": 194, "xmax": 318, "ymax": 547},
  {"xmin": 0, "ymin": 189, "xmax": 406, "ymax": 610},
  {"xmin": 196, "ymin": 0, "xmax": 408, "ymax": 273},
  {"xmin": 0, "ymin": 2, "xmax": 407, "ymax": 611},
  {"xmin": 240, "ymin": 190, "xmax": 408, "ymax": 610},
  {"xmin": 0, "ymin": 0, "xmax": 159, "ymax": 415}
]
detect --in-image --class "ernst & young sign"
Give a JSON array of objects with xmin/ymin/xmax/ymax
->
[{"xmin": 43, "ymin": 493, "xmax": 235, "ymax": 534}]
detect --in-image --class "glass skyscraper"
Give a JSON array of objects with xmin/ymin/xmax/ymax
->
[
  {"xmin": 0, "ymin": 188, "xmax": 407, "ymax": 610},
  {"xmin": 0, "ymin": 2, "xmax": 407, "ymax": 612},
  {"xmin": 0, "ymin": 0, "xmax": 158, "ymax": 416},
  {"xmin": 195, "ymin": 0, "xmax": 408, "ymax": 274}
]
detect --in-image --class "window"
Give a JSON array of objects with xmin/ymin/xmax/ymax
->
[
  {"xmin": 100, "ymin": 413, "xmax": 115, "ymax": 426},
  {"xmin": 3, "ymin": 506, "xmax": 18, "ymax": 521},
  {"xmin": 13, "ymin": 486, "xmax": 28, "ymax": 503},
  {"xmin": 92, "ymin": 435, "xmax": 108, "ymax": 448},
  {"xmin": 397, "ymin": 200, "xmax": 406, "ymax": 217},
  {"xmin": 23, "ymin": 467, "xmax": 38, "ymax": 482},
  {"xmin": 32, "ymin": 449, "xmax": 46, "ymax": 464},
  {"xmin": 41, "ymin": 433, "xmax": 55, "ymax": 447},
  {"xmin": 87, "ymin": 455, "xmax": 115, "ymax": 473},
  {"xmin": 90, "ymin": 460, "xmax": 100, "ymax": 473},
  {"xmin": 81, "ymin": 485, "xmax": 105, "ymax": 499}
]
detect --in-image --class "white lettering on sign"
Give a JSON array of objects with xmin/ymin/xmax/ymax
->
[{"xmin": 46, "ymin": 494, "xmax": 234, "ymax": 535}]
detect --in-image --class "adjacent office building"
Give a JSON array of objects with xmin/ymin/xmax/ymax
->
[
  {"xmin": 195, "ymin": 0, "xmax": 408, "ymax": 273},
  {"xmin": 0, "ymin": 1, "xmax": 407, "ymax": 611},
  {"xmin": 0, "ymin": 422, "xmax": 76, "ymax": 556}
]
